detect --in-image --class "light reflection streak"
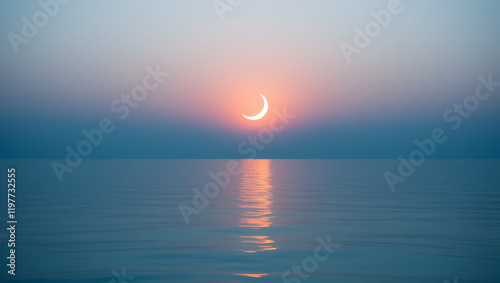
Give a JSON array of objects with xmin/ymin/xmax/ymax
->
[{"xmin": 237, "ymin": 159, "xmax": 276, "ymax": 254}]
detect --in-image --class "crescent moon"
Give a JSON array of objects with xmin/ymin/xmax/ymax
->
[{"xmin": 242, "ymin": 93, "xmax": 268, "ymax": 120}]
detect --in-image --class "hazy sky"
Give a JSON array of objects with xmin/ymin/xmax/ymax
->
[{"xmin": 1, "ymin": 0, "xmax": 500, "ymax": 158}]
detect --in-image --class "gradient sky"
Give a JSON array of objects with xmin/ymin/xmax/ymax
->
[{"xmin": 1, "ymin": 0, "xmax": 500, "ymax": 158}]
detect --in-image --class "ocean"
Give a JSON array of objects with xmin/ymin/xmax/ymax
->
[{"xmin": 1, "ymin": 159, "xmax": 499, "ymax": 282}]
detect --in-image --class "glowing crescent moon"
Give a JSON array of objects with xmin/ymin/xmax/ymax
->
[{"xmin": 242, "ymin": 93, "xmax": 268, "ymax": 120}]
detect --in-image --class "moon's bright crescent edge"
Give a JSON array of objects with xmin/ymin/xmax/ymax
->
[{"xmin": 242, "ymin": 93, "xmax": 269, "ymax": 120}]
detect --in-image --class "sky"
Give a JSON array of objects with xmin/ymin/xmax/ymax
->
[{"xmin": 1, "ymin": 0, "xmax": 500, "ymax": 158}]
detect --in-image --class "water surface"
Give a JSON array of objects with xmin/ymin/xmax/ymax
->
[{"xmin": 1, "ymin": 159, "xmax": 499, "ymax": 282}]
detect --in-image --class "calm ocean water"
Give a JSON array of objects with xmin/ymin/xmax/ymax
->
[{"xmin": 1, "ymin": 159, "xmax": 499, "ymax": 282}]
